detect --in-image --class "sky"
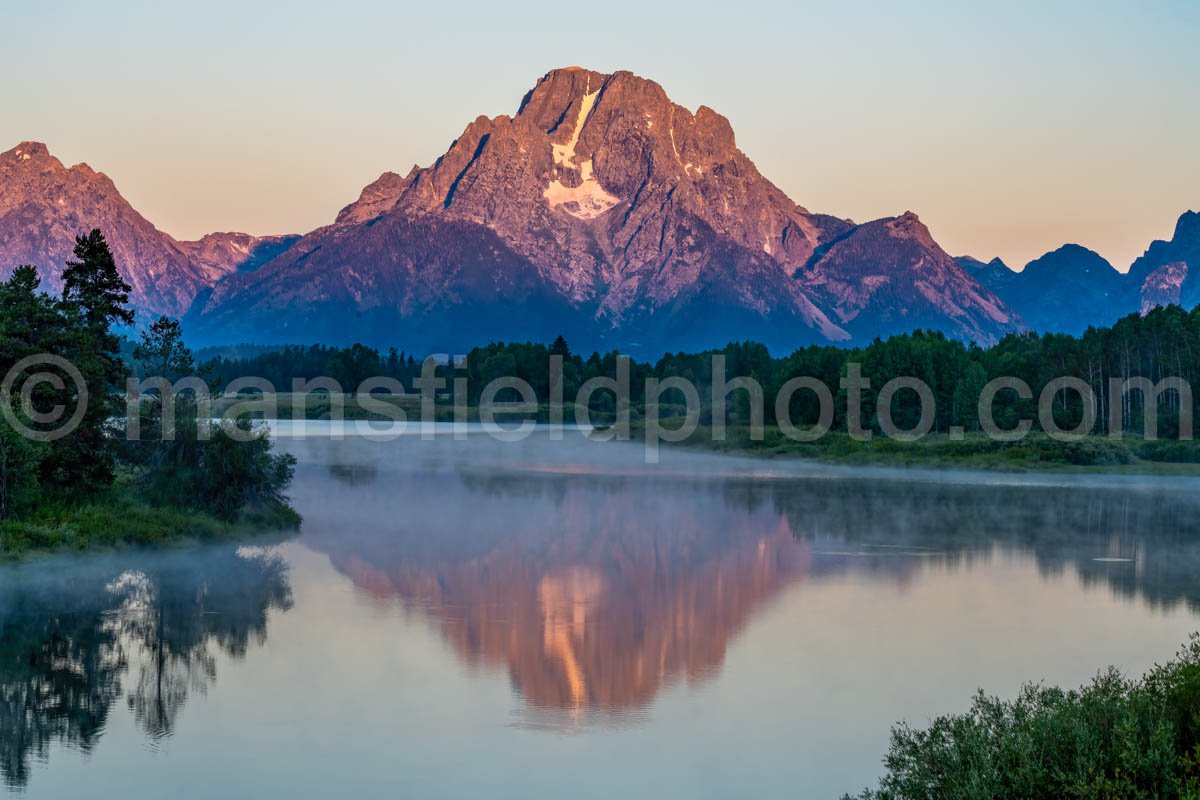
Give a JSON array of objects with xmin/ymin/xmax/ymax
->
[{"xmin": 1, "ymin": 0, "xmax": 1196, "ymax": 271}]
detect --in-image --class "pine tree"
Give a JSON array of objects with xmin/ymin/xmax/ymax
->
[
  {"xmin": 134, "ymin": 316, "xmax": 194, "ymax": 382},
  {"xmin": 549, "ymin": 335, "xmax": 571, "ymax": 360},
  {"xmin": 62, "ymin": 229, "xmax": 134, "ymax": 329},
  {"xmin": 47, "ymin": 230, "xmax": 134, "ymax": 488}
]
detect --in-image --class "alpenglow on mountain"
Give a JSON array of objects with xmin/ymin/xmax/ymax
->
[
  {"xmin": 6, "ymin": 68, "xmax": 1192, "ymax": 353},
  {"xmin": 0, "ymin": 141, "xmax": 299, "ymax": 319},
  {"xmin": 183, "ymin": 67, "xmax": 1021, "ymax": 352}
]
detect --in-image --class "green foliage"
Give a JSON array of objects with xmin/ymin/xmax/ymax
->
[
  {"xmin": 137, "ymin": 417, "xmax": 298, "ymax": 523},
  {"xmin": 45, "ymin": 230, "xmax": 134, "ymax": 488},
  {"xmin": 129, "ymin": 321, "xmax": 298, "ymax": 523},
  {"xmin": 0, "ymin": 486, "xmax": 230, "ymax": 554},
  {"xmin": 132, "ymin": 315, "xmax": 194, "ymax": 381},
  {"xmin": 0, "ymin": 424, "xmax": 42, "ymax": 521},
  {"xmin": 847, "ymin": 635, "xmax": 1200, "ymax": 800},
  {"xmin": 0, "ymin": 233, "xmax": 298, "ymax": 555}
]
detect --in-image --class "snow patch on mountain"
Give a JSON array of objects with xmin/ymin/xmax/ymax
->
[{"xmin": 544, "ymin": 82, "xmax": 618, "ymax": 219}]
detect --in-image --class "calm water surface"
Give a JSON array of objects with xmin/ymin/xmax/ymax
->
[{"xmin": 4, "ymin": 424, "xmax": 1200, "ymax": 798}]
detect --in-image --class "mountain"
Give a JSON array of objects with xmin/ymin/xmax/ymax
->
[
  {"xmin": 955, "ymin": 255, "xmax": 1018, "ymax": 294},
  {"xmin": 1128, "ymin": 210, "xmax": 1200, "ymax": 312},
  {"xmin": 797, "ymin": 211, "xmax": 1018, "ymax": 342},
  {"xmin": 975, "ymin": 244, "xmax": 1125, "ymax": 335},
  {"xmin": 0, "ymin": 141, "xmax": 221, "ymax": 318},
  {"xmin": 188, "ymin": 68, "xmax": 1017, "ymax": 352},
  {"xmin": 179, "ymin": 232, "xmax": 301, "ymax": 278},
  {"xmin": 0, "ymin": 141, "xmax": 302, "ymax": 321},
  {"xmin": 956, "ymin": 213, "xmax": 1200, "ymax": 335}
]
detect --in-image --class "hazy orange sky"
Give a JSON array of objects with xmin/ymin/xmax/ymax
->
[{"xmin": 2, "ymin": 0, "xmax": 1196, "ymax": 271}]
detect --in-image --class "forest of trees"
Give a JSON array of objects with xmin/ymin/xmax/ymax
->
[
  {"xmin": 201, "ymin": 307, "xmax": 1200, "ymax": 448},
  {"xmin": 0, "ymin": 230, "xmax": 297, "ymax": 550}
]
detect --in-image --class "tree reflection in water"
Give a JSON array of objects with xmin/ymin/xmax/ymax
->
[{"xmin": 0, "ymin": 545, "xmax": 292, "ymax": 789}]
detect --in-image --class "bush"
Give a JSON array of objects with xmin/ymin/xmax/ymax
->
[
  {"xmin": 134, "ymin": 409, "xmax": 297, "ymax": 523},
  {"xmin": 1134, "ymin": 440, "xmax": 1200, "ymax": 464},
  {"xmin": 847, "ymin": 634, "xmax": 1200, "ymax": 800}
]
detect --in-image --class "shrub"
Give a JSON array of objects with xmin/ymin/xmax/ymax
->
[{"xmin": 847, "ymin": 634, "xmax": 1200, "ymax": 800}]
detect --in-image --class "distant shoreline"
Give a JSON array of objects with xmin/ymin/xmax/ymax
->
[{"xmin": 217, "ymin": 392, "xmax": 1200, "ymax": 477}]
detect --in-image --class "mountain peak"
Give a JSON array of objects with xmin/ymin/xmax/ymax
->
[
  {"xmin": 1022, "ymin": 244, "xmax": 1117, "ymax": 281},
  {"xmin": 1174, "ymin": 210, "xmax": 1200, "ymax": 240},
  {"xmin": 882, "ymin": 211, "xmax": 937, "ymax": 248},
  {"xmin": 173, "ymin": 67, "xmax": 1017, "ymax": 351},
  {"xmin": 11, "ymin": 140, "xmax": 49, "ymax": 155},
  {"xmin": 3, "ymin": 142, "xmax": 109, "ymax": 183},
  {"xmin": 5, "ymin": 141, "xmax": 55, "ymax": 165},
  {"xmin": 0, "ymin": 141, "xmax": 218, "ymax": 318}
]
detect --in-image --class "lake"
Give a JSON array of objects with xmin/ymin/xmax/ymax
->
[{"xmin": 4, "ymin": 423, "xmax": 1200, "ymax": 798}]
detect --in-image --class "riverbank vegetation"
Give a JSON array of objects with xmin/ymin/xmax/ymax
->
[
  {"xmin": 845, "ymin": 634, "xmax": 1200, "ymax": 800},
  {"xmin": 643, "ymin": 425, "xmax": 1200, "ymax": 473},
  {"xmin": 0, "ymin": 230, "xmax": 298, "ymax": 555}
]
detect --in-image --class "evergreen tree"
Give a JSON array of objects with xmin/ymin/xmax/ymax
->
[
  {"xmin": 49, "ymin": 230, "xmax": 134, "ymax": 488},
  {"xmin": 61, "ymin": 229, "xmax": 134, "ymax": 329},
  {"xmin": 133, "ymin": 316, "xmax": 194, "ymax": 382},
  {"xmin": 0, "ymin": 267, "xmax": 61, "ymax": 511},
  {"xmin": 550, "ymin": 335, "xmax": 571, "ymax": 360}
]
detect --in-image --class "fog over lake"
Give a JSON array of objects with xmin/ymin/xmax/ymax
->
[{"xmin": 4, "ymin": 425, "xmax": 1200, "ymax": 798}]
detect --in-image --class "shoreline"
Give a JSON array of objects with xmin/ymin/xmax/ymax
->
[{"xmin": 0, "ymin": 484, "xmax": 300, "ymax": 558}]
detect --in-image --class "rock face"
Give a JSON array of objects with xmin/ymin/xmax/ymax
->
[
  {"xmin": 798, "ymin": 212, "xmax": 1018, "ymax": 342},
  {"xmin": 1139, "ymin": 261, "xmax": 1188, "ymax": 314},
  {"xmin": 0, "ymin": 142, "xmax": 226, "ymax": 318},
  {"xmin": 1129, "ymin": 211, "xmax": 1200, "ymax": 311},
  {"xmin": 189, "ymin": 67, "xmax": 1018, "ymax": 352},
  {"xmin": 178, "ymin": 232, "xmax": 301, "ymax": 280}
]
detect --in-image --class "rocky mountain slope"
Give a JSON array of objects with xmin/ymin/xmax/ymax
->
[
  {"xmin": 0, "ymin": 141, "xmax": 298, "ymax": 320},
  {"xmin": 0, "ymin": 142, "xmax": 211, "ymax": 317},
  {"xmin": 1128, "ymin": 210, "xmax": 1200, "ymax": 312},
  {"xmin": 178, "ymin": 232, "xmax": 301, "ymax": 279},
  {"xmin": 799, "ymin": 211, "xmax": 1017, "ymax": 341},
  {"xmin": 187, "ymin": 68, "xmax": 1018, "ymax": 352}
]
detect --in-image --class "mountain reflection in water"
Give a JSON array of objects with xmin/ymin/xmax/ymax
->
[{"xmin": 288, "ymin": 431, "xmax": 1200, "ymax": 725}]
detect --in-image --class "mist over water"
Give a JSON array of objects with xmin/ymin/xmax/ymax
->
[{"xmin": 4, "ymin": 426, "xmax": 1200, "ymax": 798}]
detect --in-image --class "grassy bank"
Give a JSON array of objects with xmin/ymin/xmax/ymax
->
[
  {"xmin": 637, "ymin": 422, "xmax": 1200, "ymax": 474},
  {"xmin": 0, "ymin": 482, "xmax": 300, "ymax": 557}
]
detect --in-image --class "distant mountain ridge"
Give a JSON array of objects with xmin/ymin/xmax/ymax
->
[
  {"xmin": 955, "ymin": 212, "xmax": 1200, "ymax": 334},
  {"xmin": 0, "ymin": 68, "xmax": 1195, "ymax": 352}
]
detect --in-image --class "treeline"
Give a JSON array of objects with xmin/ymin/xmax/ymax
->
[
  {"xmin": 206, "ymin": 307, "xmax": 1200, "ymax": 442},
  {"xmin": 198, "ymin": 343, "xmax": 424, "ymax": 391},
  {"xmin": 0, "ymin": 230, "xmax": 296, "ymax": 550}
]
